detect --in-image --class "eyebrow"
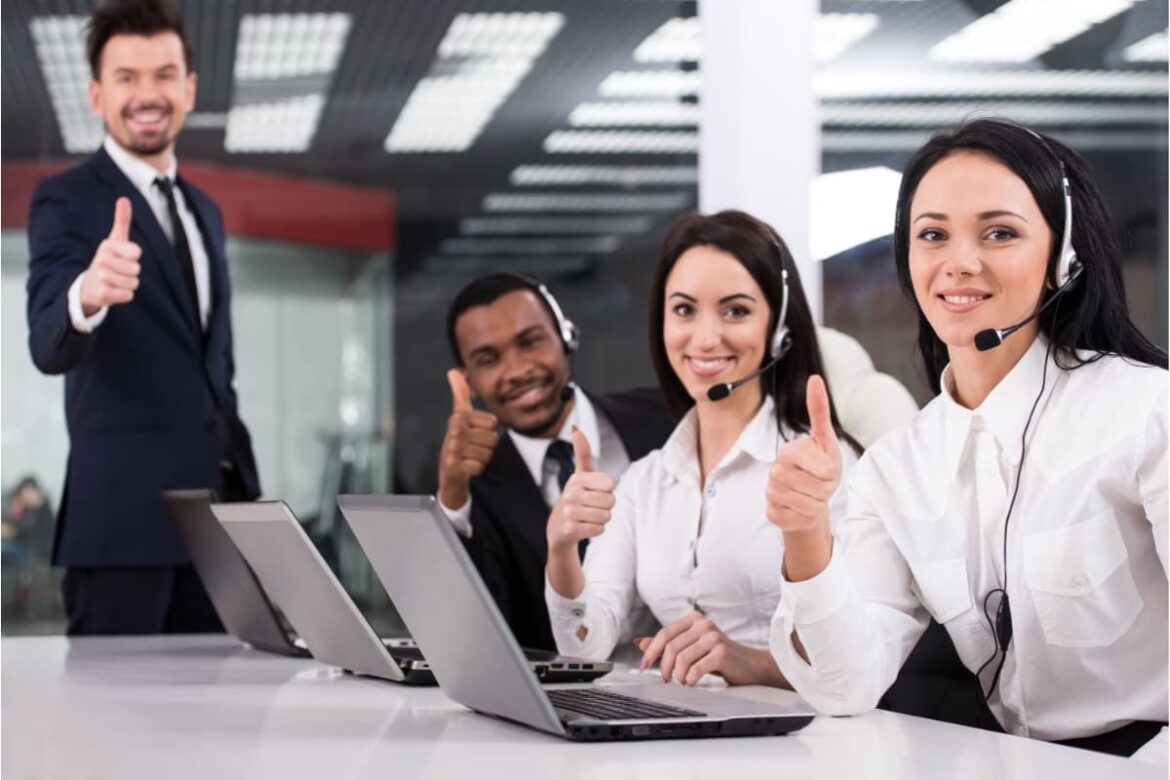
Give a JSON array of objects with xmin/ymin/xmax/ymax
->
[
  {"xmin": 668, "ymin": 291, "xmax": 758, "ymax": 304},
  {"xmin": 913, "ymin": 209, "xmax": 1029, "ymax": 224},
  {"xmin": 466, "ymin": 325, "xmax": 546, "ymax": 360}
]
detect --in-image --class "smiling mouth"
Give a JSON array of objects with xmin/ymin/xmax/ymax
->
[
  {"xmin": 940, "ymin": 294, "xmax": 991, "ymax": 304},
  {"xmin": 502, "ymin": 379, "xmax": 552, "ymax": 407},
  {"xmin": 684, "ymin": 356, "xmax": 733, "ymax": 378},
  {"xmin": 124, "ymin": 106, "xmax": 171, "ymax": 130}
]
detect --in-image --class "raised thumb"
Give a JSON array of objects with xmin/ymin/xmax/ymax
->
[{"xmin": 571, "ymin": 425, "xmax": 595, "ymax": 473}]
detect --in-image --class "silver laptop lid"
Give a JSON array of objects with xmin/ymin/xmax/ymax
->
[
  {"xmin": 338, "ymin": 494, "xmax": 564, "ymax": 735},
  {"xmin": 212, "ymin": 501, "xmax": 404, "ymax": 682}
]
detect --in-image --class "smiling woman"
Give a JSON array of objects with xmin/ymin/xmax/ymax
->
[{"xmin": 544, "ymin": 210, "xmax": 859, "ymax": 689}]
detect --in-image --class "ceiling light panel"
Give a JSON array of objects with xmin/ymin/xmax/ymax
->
[
  {"xmin": 816, "ymin": 69, "xmax": 1169, "ymax": 99},
  {"xmin": 599, "ymin": 70, "xmax": 701, "ymax": 98},
  {"xmin": 483, "ymin": 192, "xmax": 691, "ymax": 212},
  {"xmin": 822, "ymin": 101, "xmax": 1168, "ymax": 127},
  {"xmin": 425, "ymin": 255, "xmax": 593, "ymax": 275},
  {"xmin": 569, "ymin": 101, "xmax": 700, "ymax": 127},
  {"xmin": 29, "ymin": 15, "xmax": 103, "ymax": 153},
  {"xmin": 226, "ymin": 13, "xmax": 351, "ymax": 152},
  {"xmin": 634, "ymin": 17, "xmax": 702, "ymax": 63},
  {"xmin": 929, "ymin": 0, "xmax": 1139, "ymax": 63},
  {"xmin": 1123, "ymin": 30, "xmax": 1169, "ymax": 62},
  {"xmin": 234, "ymin": 13, "xmax": 351, "ymax": 80},
  {"xmin": 510, "ymin": 165, "xmax": 698, "ymax": 186},
  {"xmin": 440, "ymin": 236, "xmax": 622, "ymax": 255},
  {"xmin": 543, "ymin": 130, "xmax": 699, "ymax": 154},
  {"xmin": 816, "ymin": 14, "xmax": 879, "ymax": 63},
  {"xmin": 460, "ymin": 216, "xmax": 654, "ymax": 234},
  {"xmin": 385, "ymin": 13, "xmax": 564, "ymax": 153},
  {"xmin": 823, "ymin": 129, "xmax": 1167, "ymax": 152}
]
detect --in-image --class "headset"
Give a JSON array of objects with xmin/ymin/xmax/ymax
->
[{"xmin": 504, "ymin": 273, "xmax": 580, "ymax": 355}]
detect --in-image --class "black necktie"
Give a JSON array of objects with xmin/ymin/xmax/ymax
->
[
  {"xmin": 154, "ymin": 177, "xmax": 200, "ymax": 326},
  {"xmin": 546, "ymin": 439, "xmax": 575, "ymax": 492}
]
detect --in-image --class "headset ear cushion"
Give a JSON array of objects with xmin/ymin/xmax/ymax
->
[{"xmin": 771, "ymin": 327, "xmax": 792, "ymax": 359}]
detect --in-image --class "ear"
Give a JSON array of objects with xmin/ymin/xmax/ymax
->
[
  {"xmin": 184, "ymin": 72, "xmax": 198, "ymax": 113},
  {"xmin": 87, "ymin": 79, "xmax": 103, "ymax": 118}
]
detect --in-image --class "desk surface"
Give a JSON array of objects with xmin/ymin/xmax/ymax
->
[{"xmin": 1, "ymin": 635, "xmax": 1162, "ymax": 780}]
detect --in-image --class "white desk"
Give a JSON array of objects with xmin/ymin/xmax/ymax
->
[{"xmin": 1, "ymin": 635, "xmax": 1162, "ymax": 780}]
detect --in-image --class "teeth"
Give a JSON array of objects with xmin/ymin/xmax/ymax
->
[
  {"xmin": 691, "ymin": 358, "xmax": 728, "ymax": 369},
  {"xmin": 943, "ymin": 295, "xmax": 988, "ymax": 304}
]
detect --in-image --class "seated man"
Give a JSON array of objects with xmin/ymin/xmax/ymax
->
[{"xmin": 438, "ymin": 273, "xmax": 674, "ymax": 651}]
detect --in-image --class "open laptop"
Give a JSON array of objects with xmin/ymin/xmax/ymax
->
[
  {"xmin": 163, "ymin": 489, "xmax": 308, "ymax": 658},
  {"xmin": 338, "ymin": 494, "xmax": 816, "ymax": 741},
  {"xmin": 212, "ymin": 501, "xmax": 610, "ymax": 686}
]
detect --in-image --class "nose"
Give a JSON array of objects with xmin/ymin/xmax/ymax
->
[
  {"xmin": 941, "ymin": 235, "xmax": 983, "ymax": 278},
  {"xmin": 692, "ymin": 312, "xmax": 723, "ymax": 352},
  {"xmin": 498, "ymin": 345, "xmax": 530, "ymax": 383}
]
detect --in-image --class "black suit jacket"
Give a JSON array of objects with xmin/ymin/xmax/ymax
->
[
  {"xmin": 26, "ymin": 147, "xmax": 260, "ymax": 567},
  {"xmin": 465, "ymin": 387, "xmax": 675, "ymax": 651}
]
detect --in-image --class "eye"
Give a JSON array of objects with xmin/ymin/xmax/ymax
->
[
  {"xmin": 917, "ymin": 228, "xmax": 946, "ymax": 242},
  {"xmin": 472, "ymin": 354, "xmax": 498, "ymax": 369},
  {"xmin": 671, "ymin": 302, "xmax": 694, "ymax": 317},
  {"xmin": 985, "ymin": 227, "xmax": 1018, "ymax": 241},
  {"xmin": 724, "ymin": 304, "xmax": 751, "ymax": 319},
  {"xmin": 518, "ymin": 332, "xmax": 546, "ymax": 350}
]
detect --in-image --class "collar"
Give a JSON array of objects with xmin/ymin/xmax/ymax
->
[
  {"xmin": 940, "ymin": 335, "xmax": 1054, "ymax": 479},
  {"xmin": 103, "ymin": 135, "xmax": 177, "ymax": 193},
  {"xmin": 507, "ymin": 385, "xmax": 601, "ymax": 485},
  {"xmin": 659, "ymin": 395, "xmax": 780, "ymax": 486}
]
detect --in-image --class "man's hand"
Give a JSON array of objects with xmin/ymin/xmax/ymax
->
[
  {"xmin": 80, "ymin": 197, "xmax": 141, "ymax": 316},
  {"xmin": 437, "ymin": 369, "xmax": 498, "ymax": 510}
]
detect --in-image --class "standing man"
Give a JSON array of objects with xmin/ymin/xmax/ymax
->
[
  {"xmin": 439, "ymin": 273, "xmax": 674, "ymax": 651},
  {"xmin": 26, "ymin": 0, "xmax": 260, "ymax": 634}
]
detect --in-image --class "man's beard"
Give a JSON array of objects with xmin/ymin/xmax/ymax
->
[
  {"xmin": 121, "ymin": 103, "xmax": 173, "ymax": 156},
  {"xmin": 511, "ymin": 393, "xmax": 568, "ymax": 438}
]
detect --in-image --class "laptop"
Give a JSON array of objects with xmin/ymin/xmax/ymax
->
[
  {"xmin": 338, "ymin": 494, "xmax": 816, "ymax": 741},
  {"xmin": 212, "ymin": 501, "xmax": 611, "ymax": 686},
  {"xmin": 163, "ymin": 489, "xmax": 308, "ymax": 658}
]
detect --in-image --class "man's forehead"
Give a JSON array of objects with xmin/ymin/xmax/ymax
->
[
  {"xmin": 101, "ymin": 33, "xmax": 186, "ymax": 72},
  {"xmin": 455, "ymin": 289, "xmax": 555, "ymax": 348}
]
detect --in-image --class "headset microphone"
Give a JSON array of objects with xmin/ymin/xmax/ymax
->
[
  {"xmin": 559, "ymin": 382, "xmax": 575, "ymax": 403},
  {"xmin": 973, "ymin": 276, "xmax": 1078, "ymax": 351},
  {"xmin": 707, "ymin": 269, "xmax": 791, "ymax": 402}
]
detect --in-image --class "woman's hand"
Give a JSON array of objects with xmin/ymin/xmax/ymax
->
[
  {"xmin": 546, "ymin": 427, "xmax": 616, "ymax": 555},
  {"xmin": 765, "ymin": 375, "xmax": 839, "ymax": 581},
  {"xmin": 634, "ymin": 611, "xmax": 787, "ymax": 687}
]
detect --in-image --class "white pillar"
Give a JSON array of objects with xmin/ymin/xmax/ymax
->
[{"xmin": 698, "ymin": 0, "xmax": 821, "ymax": 320}]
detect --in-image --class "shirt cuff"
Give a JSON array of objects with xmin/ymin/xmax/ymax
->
[
  {"xmin": 545, "ymin": 576, "xmax": 588, "ymax": 629},
  {"xmin": 438, "ymin": 495, "xmax": 473, "ymax": 539},
  {"xmin": 68, "ymin": 272, "xmax": 108, "ymax": 333},
  {"xmin": 775, "ymin": 539, "xmax": 850, "ymax": 627}
]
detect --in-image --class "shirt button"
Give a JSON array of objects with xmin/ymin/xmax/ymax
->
[
  {"xmin": 705, "ymin": 485, "xmax": 716, "ymax": 498},
  {"xmin": 570, "ymin": 608, "xmax": 584, "ymax": 618},
  {"xmin": 1070, "ymin": 573, "xmax": 1089, "ymax": 590}
]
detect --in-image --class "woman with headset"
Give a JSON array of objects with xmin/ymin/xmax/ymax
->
[
  {"xmin": 767, "ymin": 119, "xmax": 1167, "ymax": 756},
  {"xmin": 545, "ymin": 210, "xmax": 858, "ymax": 687}
]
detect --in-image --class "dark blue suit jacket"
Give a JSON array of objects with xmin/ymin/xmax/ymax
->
[{"xmin": 26, "ymin": 147, "xmax": 260, "ymax": 567}]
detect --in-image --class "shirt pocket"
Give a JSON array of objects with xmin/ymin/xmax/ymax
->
[
  {"xmin": 1021, "ymin": 510, "xmax": 1142, "ymax": 648},
  {"xmin": 912, "ymin": 557, "xmax": 974, "ymax": 624}
]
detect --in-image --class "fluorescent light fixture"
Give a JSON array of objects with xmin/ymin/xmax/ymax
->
[
  {"xmin": 822, "ymin": 101, "xmax": 1168, "ymax": 127},
  {"xmin": 599, "ymin": 70, "xmax": 701, "ymax": 98},
  {"xmin": 234, "ymin": 13, "xmax": 351, "ymax": 80},
  {"xmin": 510, "ymin": 165, "xmax": 697, "ymax": 187},
  {"xmin": 634, "ymin": 17, "xmax": 702, "ymax": 63},
  {"xmin": 460, "ymin": 216, "xmax": 654, "ymax": 235},
  {"xmin": 810, "ymin": 167, "xmax": 901, "ymax": 261},
  {"xmin": 224, "ymin": 95, "xmax": 326, "ymax": 152},
  {"xmin": 822, "ymin": 129, "xmax": 1168, "ymax": 152},
  {"xmin": 816, "ymin": 13, "xmax": 879, "ymax": 63},
  {"xmin": 816, "ymin": 69, "xmax": 1169, "ymax": 99},
  {"xmin": 440, "ymin": 236, "xmax": 622, "ymax": 255},
  {"xmin": 930, "ymin": 0, "xmax": 1139, "ymax": 63},
  {"xmin": 29, "ymin": 15, "xmax": 103, "ymax": 153},
  {"xmin": 226, "ymin": 13, "xmax": 351, "ymax": 152},
  {"xmin": 425, "ymin": 255, "xmax": 593, "ymax": 275},
  {"xmin": 1123, "ymin": 30, "xmax": 1168, "ymax": 62},
  {"xmin": 483, "ymin": 192, "xmax": 691, "ymax": 213},
  {"xmin": 543, "ymin": 130, "xmax": 699, "ymax": 154},
  {"xmin": 568, "ymin": 101, "xmax": 699, "ymax": 127},
  {"xmin": 385, "ymin": 13, "xmax": 564, "ymax": 152}
]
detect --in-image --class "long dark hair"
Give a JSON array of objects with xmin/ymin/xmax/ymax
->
[
  {"xmin": 649, "ymin": 210, "xmax": 858, "ymax": 450},
  {"xmin": 894, "ymin": 118, "xmax": 1167, "ymax": 391}
]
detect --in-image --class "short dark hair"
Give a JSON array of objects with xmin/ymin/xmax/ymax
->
[
  {"xmin": 649, "ymin": 210, "xmax": 858, "ymax": 451},
  {"xmin": 893, "ymin": 118, "xmax": 1167, "ymax": 391},
  {"xmin": 87, "ymin": 0, "xmax": 194, "ymax": 79},
  {"xmin": 445, "ymin": 273, "xmax": 566, "ymax": 366}
]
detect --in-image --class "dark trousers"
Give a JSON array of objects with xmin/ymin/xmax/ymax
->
[{"xmin": 62, "ymin": 563, "xmax": 223, "ymax": 635}]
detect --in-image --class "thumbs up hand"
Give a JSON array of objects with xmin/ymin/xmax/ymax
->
[
  {"xmin": 546, "ymin": 426, "xmax": 616, "ymax": 555},
  {"xmin": 437, "ymin": 368, "xmax": 499, "ymax": 510},
  {"xmin": 766, "ymin": 375, "xmax": 842, "ymax": 537},
  {"xmin": 80, "ymin": 197, "xmax": 142, "ymax": 316}
]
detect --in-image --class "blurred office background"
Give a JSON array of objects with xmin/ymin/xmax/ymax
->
[{"xmin": 2, "ymin": 0, "xmax": 1166, "ymax": 634}]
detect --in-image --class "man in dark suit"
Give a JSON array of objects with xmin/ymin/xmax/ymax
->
[
  {"xmin": 438, "ymin": 274, "xmax": 674, "ymax": 651},
  {"xmin": 26, "ymin": 0, "xmax": 259, "ymax": 635}
]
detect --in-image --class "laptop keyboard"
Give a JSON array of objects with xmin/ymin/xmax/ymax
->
[{"xmin": 547, "ymin": 688, "xmax": 705, "ymax": 720}]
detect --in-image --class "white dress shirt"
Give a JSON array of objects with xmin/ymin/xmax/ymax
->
[
  {"xmin": 441, "ymin": 386, "xmax": 630, "ymax": 538},
  {"xmin": 770, "ymin": 335, "xmax": 1168, "ymax": 747},
  {"xmin": 68, "ymin": 136, "xmax": 212, "ymax": 333},
  {"xmin": 547, "ymin": 396, "xmax": 855, "ymax": 661}
]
